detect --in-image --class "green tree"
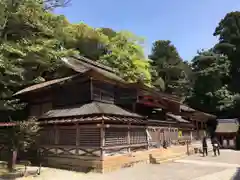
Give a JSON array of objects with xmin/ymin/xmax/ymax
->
[
  {"xmin": 100, "ymin": 31, "xmax": 152, "ymax": 85},
  {"xmin": 213, "ymin": 11, "xmax": 240, "ymax": 94},
  {"xmin": 149, "ymin": 40, "xmax": 191, "ymax": 97},
  {"xmin": 0, "ymin": 0, "xmax": 76, "ymax": 111},
  {"xmin": 0, "ymin": 0, "xmax": 153, "ymax": 114},
  {"xmin": 4, "ymin": 118, "xmax": 40, "ymax": 171},
  {"xmin": 187, "ymin": 49, "xmax": 233, "ymax": 115}
]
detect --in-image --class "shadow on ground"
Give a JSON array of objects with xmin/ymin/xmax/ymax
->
[
  {"xmin": 231, "ymin": 168, "xmax": 240, "ymax": 180},
  {"xmin": 0, "ymin": 167, "xmax": 39, "ymax": 180}
]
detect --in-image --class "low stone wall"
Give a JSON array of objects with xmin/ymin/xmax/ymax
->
[
  {"xmin": 102, "ymin": 145, "xmax": 194, "ymax": 173},
  {"xmin": 41, "ymin": 145, "xmax": 194, "ymax": 173},
  {"xmin": 42, "ymin": 156, "xmax": 103, "ymax": 173}
]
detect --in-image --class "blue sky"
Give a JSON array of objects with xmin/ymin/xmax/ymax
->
[{"xmin": 56, "ymin": 0, "xmax": 240, "ymax": 61}]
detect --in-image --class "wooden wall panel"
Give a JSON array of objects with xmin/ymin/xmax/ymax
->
[
  {"xmin": 29, "ymin": 102, "xmax": 52, "ymax": 117},
  {"xmin": 58, "ymin": 128, "xmax": 76, "ymax": 145},
  {"xmin": 115, "ymin": 87, "xmax": 137, "ymax": 105},
  {"xmin": 53, "ymin": 79, "xmax": 91, "ymax": 108},
  {"xmin": 39, "ymin": 128, "xmax": 55, "ymax": 145}
]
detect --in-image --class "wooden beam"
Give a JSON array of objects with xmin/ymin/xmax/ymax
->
[
  {"xmin": 100, "ymin": 124, "xmax": 146, "ymax": 129},
  {"xmin": 57, "ymin": 126, "xmax": 75, "ymax": 129},
  {"xmin": 103, "ymin": 143, "xmax": 148, "ymax": 150},
  {"xmin": 100, "ymin": 121, "xmax": 105, "ymax": 159}
]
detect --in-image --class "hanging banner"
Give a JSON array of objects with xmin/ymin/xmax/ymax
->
[{"xmin": 178, "ymin": 130, "xmax": 182, "ymax": 138}]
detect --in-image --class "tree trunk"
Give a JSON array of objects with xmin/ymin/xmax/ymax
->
[{"xmin": 8, "ymin": 149, "xmax": 18, "ymax": 172}]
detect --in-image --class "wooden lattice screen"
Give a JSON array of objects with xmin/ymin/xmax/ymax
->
[
  {"xmin": 130, "ymin": 128, "xmax": 147, "ymax": 144},
  {"xmin": 105, "ymin": 128, "xmax": 128, "ymax": 146},
  {"xmin": 79, "ymin": 128, "xmax": 101, "ymax": 147}
]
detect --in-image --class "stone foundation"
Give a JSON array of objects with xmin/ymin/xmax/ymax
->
[{"xmin": 42, "ymin": 145, "xmax": 194, "ymax": 173}]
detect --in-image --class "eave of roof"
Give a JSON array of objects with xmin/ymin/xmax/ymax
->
[
  {"xmin": 180, "ymin": 104, "xmax": 196, "ymax": 112},
  {"xmin": 40, "ymin": 101, "xmax": 143, "ymax": 119},
  {"xmin": 13, "ymin": 55, "xmax": 127, "ymax": 96},
  {"xmin": 41, "ymin": 115, "xmax": 147, "ymax": 125},
  {"xmin": 166, "ymin": 113, "xmax": 190, "ymax": 123},
  {"xmin": 13, "ymin": 74, "xmax": 79, "ymax": 96},
  {"xmin": 13, "ymin": 55, "xmax": 184, "ymax": 104},
  {"xmin": 215, "ymin": 124, "xmax": 239, "ymax": 133}
]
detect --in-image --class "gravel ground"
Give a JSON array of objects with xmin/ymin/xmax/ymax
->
[
  {"xmin": 15, "ymin": 163, "xmax": 226, "ymax": 180},
  {"xmin": 14, "ymin": 149, "xmax": 240, "ymax": 180}
]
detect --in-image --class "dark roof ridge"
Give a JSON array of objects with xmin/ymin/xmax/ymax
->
[{"xmin": 72, "ymin": 55, "xmax": 116, "ymax": 73}]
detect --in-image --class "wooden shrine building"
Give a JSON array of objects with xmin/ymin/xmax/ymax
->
[
  {"xmin": 215, "ymin": 119, "xmax": 239, "ymax": 148},
  {"xmin": 12, "ymin": 55, "xmax": 196, "ymax": 172},
  {"xmin": 179, "ymin": 104, "xmax": 216, "ymax": 139}
]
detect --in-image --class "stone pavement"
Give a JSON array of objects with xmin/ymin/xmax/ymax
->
[{"xmin": 11, "ymin": 149, "xmax": 240, "ymax": 180}]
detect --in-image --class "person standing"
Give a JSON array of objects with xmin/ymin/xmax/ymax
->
[
  {"xmin": 212, "ymin": 137, "xmax": 220, "ymax": 156},
  {"xmin": 202, "ymin": 136, "xmax": 208, "ymax": 157}
]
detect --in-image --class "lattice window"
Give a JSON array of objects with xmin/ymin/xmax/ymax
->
[
  {"xmin": 40, "ymin": 128, "xmax": 55, "ymax": 145},
  {"xmin": 105, "ymin": 128, "xmax": 128, "ymax": 146},
  {"xmin": 79, "ymin": 128, "xmax": 101, "ymax": 147},
  {"xmin": 58, "ymin": 128, "xmax": 76, "ymax": 145},
  {"xmin": 93, "ymin": 88, "xmax": 114, "ymax": 103},
  {"xmin": 130, "ymin": 128, "xmax": 147, "ymax": 144}
]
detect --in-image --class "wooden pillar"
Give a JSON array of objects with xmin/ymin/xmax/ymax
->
[
  {"xmin": 54, "ymin": 124, "xmax": 58, "ymax": 154},
  {"xmin": 90, "ymin": 77, "xmax": 93, "ymax": 100},
  {"xmin": 76, "ymin": 123, "xmax": 79, "ymax": 155},
  {"xmin": 127, "ymin": 123, "xmax": 131, "ymax": 153},
  {"xmin": 132, "ymin": 103, "xmax": 136, "ymax": 113},
  {"xmin": 146, "ymin": 126, "xmax": 149, "ymax": 150},
  {"xmin": 190, "ymin": 131, "xmax": 193, "ymax": 141},
  {"xmin": 100, "ymin": 123, "xmax": 105, "ymax": 159},
  {"xmin": 54, "ymin": 124, "xmax": 58, "ymax": 145},
  {"xmin": 196, "ymin": 120, "xmax": 199, "ymax": 138}
]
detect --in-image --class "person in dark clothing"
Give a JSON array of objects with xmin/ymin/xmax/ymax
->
[
  {"xmin": 212, "ymin": 137, "xmax": 220, "ymax": 156},
  {"xmin": 202, "ymin": 137, "xmax": 208, "ymax": 156}
]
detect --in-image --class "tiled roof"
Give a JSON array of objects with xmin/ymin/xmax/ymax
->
[
  {"xmin": 63, "ymin": 56, "xmax": 125, "ymax": 83},
  {"xmin": 41, "ymin": 115, "xmax": 146, "ymax": 124},
  {"xmin": 215, "ymin": 119, "xmax": 239, "ymax": 133},
  {"xmin": 180, "ymin": 105, "xmax": 196, "ymax": 112},
  {"xmin": 41, "ymin": 101, "xmax": 143, "ymax": 119},
  {"xmin": 166, "ymin": 113, "xmax": 190, "ymax": 123},
  {"xmin": 14, "ymin": 56, "xmax": 126, "ymax": 96},
  {"xmin": 13, "ymin": 75, "xmax": 78, "ymax": 96}
]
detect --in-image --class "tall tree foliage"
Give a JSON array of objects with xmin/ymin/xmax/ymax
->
[
  {"xmin": 0, "ymin": 0, "xmax": 76, "ymax": 111},
  {"xmin": 149, "ymin": 40, "xmax": 191, "ymax": 97},
  {"xmin": 187, "ymin": 11, "xmax": 240, "ymax": 118},
  {"xmin": 100, "ymin": 31, "xmax": 151, "ymax": 85},
  {"xmin": 0, "ymin": 0, "xmax": 152, "ymax": 113},
  {"xmin": 187, "ymin": 50, "xmax": 233, "ymax": 115}
]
